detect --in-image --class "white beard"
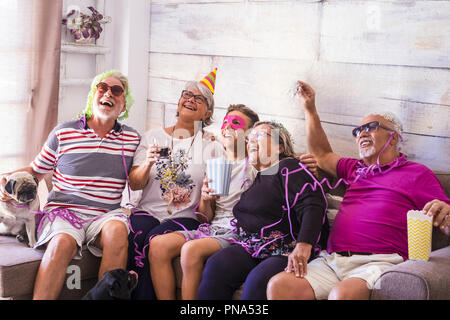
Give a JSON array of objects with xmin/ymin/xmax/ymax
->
[
  {"xmin": 359, "ymin": 146, "xmax": 376, "ymax": 159},
  {"xmin": 93, "ymin": 102, "xmax": 119, "ymax": 121}
]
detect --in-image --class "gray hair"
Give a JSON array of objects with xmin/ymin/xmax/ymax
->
[
  {"xmin": 253, "ymin": 120, "xmax": 296, "ymax": 159},
  {"xmin": 184, "ymin": 81, "xmax": 214, "ymax": 127},
  {"xmin": 366, "ymin": 111, "xmax": 403, "ymax": 135},
  {"xmin": 366, "ymin": 111, "xmax": 404, "ymax": 151}
]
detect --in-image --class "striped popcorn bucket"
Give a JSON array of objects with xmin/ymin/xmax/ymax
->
[
  {"xmin": 407, "ymin": 210, "xmax": 433, "ymax": 261},
  {"xmin": 206, "ymin": 158, "xmax": 233, "ymax": 196}
]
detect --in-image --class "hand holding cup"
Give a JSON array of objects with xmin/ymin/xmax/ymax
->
[
  {"xmin": 201, "ymin": 178, "xmax": 219, "ymax": 201},
  {"xmin": 145, "ymin": 144, "xmax": 160, "ymax": 167}
]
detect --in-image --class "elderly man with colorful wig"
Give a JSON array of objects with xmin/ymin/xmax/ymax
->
[
  {"xmin": 0, "ymin": 70, "xmax": 141, "ymax": 299},
  {"xmin": 267, "ymin": 81, "xmax": 450, "ymax": 300}
]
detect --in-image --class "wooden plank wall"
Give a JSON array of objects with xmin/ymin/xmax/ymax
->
[{"xmin": 146, "ymin": 0, "xmax": 450, "ymax": 173}]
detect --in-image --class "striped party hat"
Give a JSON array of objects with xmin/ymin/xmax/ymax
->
[{"xmin": 200, "ymin": 68, "xmax": 217, "ymax": 94}]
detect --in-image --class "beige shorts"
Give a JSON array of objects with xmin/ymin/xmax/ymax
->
[
  {"xmin": 304, "ymin": 250, "xmax": 404, "ymax": 300},
  {"xmin": 34, "ymin": 208, "xmax": 130, "ymax": 259}
]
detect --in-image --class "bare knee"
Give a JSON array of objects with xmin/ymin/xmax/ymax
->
[
  {"xmin": 45, "ymin": 233, "xmax": 78, "ymax": 262},
  {"xmin": 99, "ymin": 220, "xmax": 128, "ymax": 249},
  {"xmin": 267, "ymin": 272, "xmax": 315, "ymax": 300},
  {"xmin": 328, "ymin": 286, "xmax": 349, "ymax": 300},
  {"xmin": 266, "ymin": 273, "xmax": 293, "ymax": 300},
  {"xmin": 180, "ymin": 241, "xmax": 205, "ymax": 270},
  {"xmin": 148, "ymin": 234, "xmax": 177, "ymax": 262},
  {"xmin": 328, "ymin": 279, "xmax": 370, "ymax": 300}
]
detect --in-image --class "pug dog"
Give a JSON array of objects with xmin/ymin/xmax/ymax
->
[{"xmin": 0, "ymin": 171, "xmax": 40, "ymax": 247}]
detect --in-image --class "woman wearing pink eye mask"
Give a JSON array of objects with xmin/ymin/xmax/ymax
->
[{"xmin": 148, "ymin": 104, "xmax": 260, "ymax": 299}]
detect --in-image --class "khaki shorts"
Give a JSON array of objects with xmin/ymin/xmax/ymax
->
[
  {"xmin": 34, "ymin": 208, "xmax": 130, "ymax": 259},
  {"xmin": 304, "ymin": 250, "xmax": 404, "ymax": 300}
]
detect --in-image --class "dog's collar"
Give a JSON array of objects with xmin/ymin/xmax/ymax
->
[
  {"xmin": 6, "ymin": 199, "xmax": 30, "ymax": 209},
  {"xmin": 14, "ymin": 204, "xmax": 30, "ymax": 209}
]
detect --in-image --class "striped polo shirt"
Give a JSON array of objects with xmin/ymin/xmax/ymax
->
[{"xmin": 31, "ymin": 119, "xmax": 141, "ymax": 216}]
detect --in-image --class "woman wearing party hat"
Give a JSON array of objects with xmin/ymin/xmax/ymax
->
[
  {"xmin": 126, "ymin": 68, "xmax": 224, "ymax": 300},
  {"xmin": 148, "ymin": 104, "xmax": 260, "ymax": 300}
]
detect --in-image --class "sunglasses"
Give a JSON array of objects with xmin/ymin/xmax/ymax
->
[
  {"xmin": 96, "ymin": 82, "xmax": 125, "ymax": 97},
  {"xmin": 181, "ymin": 90, "xmax": 207, "ymax": 104},
  {"xmin": 352, "ymin": 121, "xmax": 393, "ymax": 137}
]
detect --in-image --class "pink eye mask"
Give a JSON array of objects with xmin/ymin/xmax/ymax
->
[{"xmin": 221, "ymin": 115, "xmax": 246, "ymax": 130}]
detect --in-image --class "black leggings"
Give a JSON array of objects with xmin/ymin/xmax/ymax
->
[
  {"xmin": 127, "ymin": 212, "xmax": 200, "ymax": 300},
  {"xmin": 197, "ymin": 244, "xmax": 288, "ymax": 300}
]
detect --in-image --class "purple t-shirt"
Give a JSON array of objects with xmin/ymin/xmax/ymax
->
[{"xmin": 327, "ymin": 157, "xmax": 449, "ymax": 260}]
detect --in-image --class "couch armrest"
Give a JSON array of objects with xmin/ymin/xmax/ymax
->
[{"xmin": 371, "ymin": 246, "xmax": 450, "ymax": 300}]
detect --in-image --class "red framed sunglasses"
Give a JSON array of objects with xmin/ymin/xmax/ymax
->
[{"xmin": 96, "ymin": 82, "xmax": 124, "ymax": 97}]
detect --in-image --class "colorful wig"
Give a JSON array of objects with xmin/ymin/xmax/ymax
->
[{"xmin": 79, "ymin": 69, "xmax": 134, "ymax": 121}]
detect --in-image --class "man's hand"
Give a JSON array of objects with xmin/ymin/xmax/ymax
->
[
  {"xmin": 299, "ymin": 153, "xmax": 318, "ymax": 178},
  {"xmin": 0, "ymin": 174, "xmax": 12, "ymax": 202},
  {"xmin": 423, "ymin": 199, "xmax": 450, "ymax": 236},
  {"xmin": 295, "ymin": 81, "xmax": 316, "ymax": 113}
]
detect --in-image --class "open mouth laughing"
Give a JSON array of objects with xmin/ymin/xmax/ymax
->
[
  {"xmin": 183, "ymin": 103, "xmax": 197, "ymax": 112},
  {"xmin": 99, "ymin": 98, "xmax": 114, "ymax": 108},
  {"xmin": 222, "ymin": 130, "xmax": 235, "ymax": 139},
  {"xmin": 359, "ymin": 137, "xmax": 374, "ymax": 149}
]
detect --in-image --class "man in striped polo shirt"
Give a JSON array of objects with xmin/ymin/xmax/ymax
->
[{"xmin": 0, "ymin": 70, "xmax": 140, "ymax": 299}]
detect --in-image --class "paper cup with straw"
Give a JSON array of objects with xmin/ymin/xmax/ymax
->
[
  {"xmin": 407, "ymin": 210, "xmax": 433, "ymax": 261},
  {"xmin": 206, "ymin": 158, "xmax": 233, "ymax": 196}
]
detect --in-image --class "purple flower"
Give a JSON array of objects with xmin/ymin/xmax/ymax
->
[{"xmin": 62, "ymin": 6, "xmax": 109, "ymax": 41}]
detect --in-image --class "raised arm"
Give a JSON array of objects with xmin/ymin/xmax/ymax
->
[{"xmin": 296, "ymin": 81, "xmax": 341, "ymax": 178}]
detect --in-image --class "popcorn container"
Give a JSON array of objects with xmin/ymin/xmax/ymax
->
[
  {"xmin": 407, "ymin": 210, "xmax": 433, "ymax": 261},
  {"xmin": 206, "ymin": 158, "xmax": 233, "ymax": 196}
]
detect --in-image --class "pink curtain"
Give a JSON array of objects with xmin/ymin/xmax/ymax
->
[{"xmin": 26, "ymin": 0, "xmax": 62, "ymax": 163}]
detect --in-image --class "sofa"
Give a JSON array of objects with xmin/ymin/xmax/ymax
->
[
  {"xmin": 370, "ymin": 172, "xmax": 450, "ymax": 300},
  {"xmin": 0, "ymin": 172, "xmax": 449, "ymax": 300},
  {"xmin": 172, "ymin": 172, "xmax": 450, "ymax": 300},
  {"xmin": 0, "ymin": 176, "xmax": 102, "ymax": 300}
]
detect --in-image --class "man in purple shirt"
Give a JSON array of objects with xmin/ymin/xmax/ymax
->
[{"xmin": 267, "ymin": 81, "xmax": 449, "ymax": 300}]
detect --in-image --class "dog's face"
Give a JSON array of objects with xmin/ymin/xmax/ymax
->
[
  {"xmin": 4, "ymin": 172, "xmax": 39, "ymax": 204},
  {"xmin": 83, "ymin": 269, "xmax": 138, "ymax": 300}
]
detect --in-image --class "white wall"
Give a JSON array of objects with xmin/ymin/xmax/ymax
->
[
  {"xmin": 146, "ymin": 0, "xmax": 450, "ymax": 173},
  {"xmin": 58, "ymin": 1, "xmax": 450, "ymax": 172},
  {"xmin": 59, "ymin": 0, "xmax": 149, "ymax": 134}
]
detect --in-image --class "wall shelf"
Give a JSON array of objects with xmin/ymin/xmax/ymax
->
[
  {"xmin": 61, "ymin": 43, "xmax": 111, "ymax": 55},
  {"xmin": 59, "ymin": 78, "xmax": 92, "ymax": 87}
]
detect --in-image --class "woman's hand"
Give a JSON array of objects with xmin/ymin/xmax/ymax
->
[
  {"xmin": 299, "ymin": 153, "xmax": 318, "ymax": 177},
  {"xmin": 144, "ymin": 144, "xmax": 160, "ymax": 167},
  {"xmin": 285, "ymin": 242, "xmax": 312, "ymax": 278},
  {"xmin": 201, "ymin": 178, "xmax": 219, "ymax": 201}
]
